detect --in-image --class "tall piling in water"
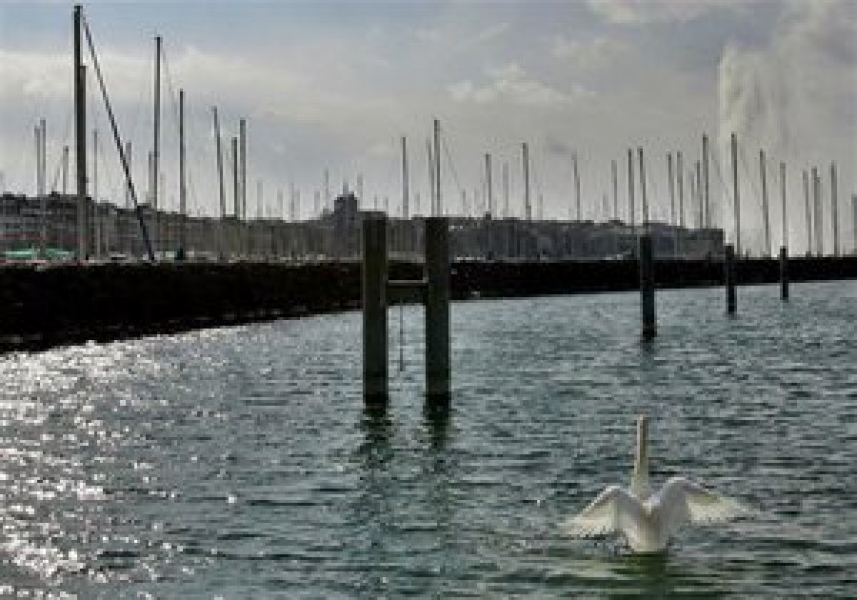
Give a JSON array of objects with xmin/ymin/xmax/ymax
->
[
  {"xmin": 362, "ymin": 215, "xmax": 450, "ymax": 408},
  {"xmin": 779, "ymin": 246, "xmax": 789, "ymax": 301},
  {"xmin": 425, "ymin": 217, "xmax": 450, "ymax": 403},
  {"xmin": 725, "ymin": 244, "xmax": 737, "ymax": 314},
  {"xmin": 639, "ymin": 233, "xmax": 656, "ymax": 340},
  {"xmin": 362, "ymin": 216, "xmax": 388, "ymax": 405}
]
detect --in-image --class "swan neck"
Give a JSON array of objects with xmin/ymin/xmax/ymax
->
[
  {"xmin": 635, "ymin": 422, "xmax": 648, "ymax": 472},
  {"xmin": 632, "ymin": 418, "xmax": 650, "ymax": 495}
]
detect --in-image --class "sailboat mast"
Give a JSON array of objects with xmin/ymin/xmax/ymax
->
[
  {"xmin": 179, "ymin": 89, "xmax": 186, "ymax": 251},
  {"xmin": 74, "ymin": 5, "xmax": 88, "ymax": 259},
  {"xmin": 401, "ymin": 136, "xmax": 409, "ymax": 219},
  {"xmin": 502, "ymin": 161, "xmax": 509, "ymax": 219},
  {"xmin": 638, "ymin": 147, "xmax": 648, "ymax": 227},
  {"xmin": 213, "ymin": 107, "xmax": 225, "ymax": 221},
  {"xmin": 485, "ymin": 153, "xmax": 493, "ymax": 218},
  {"xmin": 612, "ymin": 159, "xmax": 618, "ymax": 221},
  {"xmin": 433, "ymin": 118, "xmax": 441, "ymax": 216},
  {"xmin": 523, "ymin": 142, "xmax": 531, "ymax": 221},
  {"xmin": 731, "ymin": 132, "xmax": 741, "ymax": 256},
  {"xmin": 627, "ymin": 148, "xmax": 635, "ymax": 230},
  {"xmin": 426, "ymin": 138, "xmax": 434, "ymax": 216},
  {"xmin": 152, "ymin": 35, "xmax": 161, "ymax": 255},
  {"xmin": 702, "ymin": 134, "xmax": 710, "ymax": 228},
  {"xmin": 760, "ymin": 149, "xmax": 770, "ymax": 256},
  {"xmin": 573, "ymin": 151, "xmax": 580, "ymax": 221},
  {"xmin": 780, "ymin": 162, "xmax": 787, "ymax": 249}
]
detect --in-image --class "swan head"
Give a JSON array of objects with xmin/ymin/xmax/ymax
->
[{"xmin": 630, "ymin": 414, "xmax": 651, "ymax": 499}]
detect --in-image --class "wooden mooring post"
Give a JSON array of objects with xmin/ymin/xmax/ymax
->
[
  {"xmin": 362, "ymin": 216, "xmax": 388, "ymax": 403},
  {"xmin": 639, "ymin": 233, "xmax": 656, "ymax": 340},
  {"xmin": 362, "ymin": 215, "xmax": 451, "ymax": 409}
]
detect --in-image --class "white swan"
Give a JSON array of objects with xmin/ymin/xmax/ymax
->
[{"xmin": 562, "ymin": 415, "xmax": 748, "ymax": 553}]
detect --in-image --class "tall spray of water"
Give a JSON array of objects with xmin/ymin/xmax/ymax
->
[{"xmin": 717, "ymin": 0, "xmax": 856, "ymax": 256}]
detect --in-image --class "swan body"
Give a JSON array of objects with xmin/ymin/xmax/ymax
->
[{"xmin": 562, "ymin": 415, "xmax": 747, "ymax": 553}]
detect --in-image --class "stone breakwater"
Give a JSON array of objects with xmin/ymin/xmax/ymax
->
[{"xmin": 1, "ymin": 256, "xmax": 855, "ymax": 352}]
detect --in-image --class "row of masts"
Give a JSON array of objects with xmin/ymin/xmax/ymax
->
[
  {"xmin": 12, "ymin": 5, "xmax": 850, "ymax": 261},
  {"xmin": 397, "ymin": 126, "xmax": 848, "ymax": 258}
]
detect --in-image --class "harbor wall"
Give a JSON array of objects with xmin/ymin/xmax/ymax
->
[{"xmin": 1, "ymin": 256, "xmax": 855, "ymax": 352}]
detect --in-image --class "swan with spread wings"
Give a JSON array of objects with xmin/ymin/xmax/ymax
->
[{"xmin": 561, "ymin": 415, "xmax": 749, "ymax": 553}]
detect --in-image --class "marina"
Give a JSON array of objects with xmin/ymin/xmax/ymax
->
[{"xmin": 1, "ymin": 1, "xmax": 856, "ymax": 597}]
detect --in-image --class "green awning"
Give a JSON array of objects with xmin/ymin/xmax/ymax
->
[
  {"xmin": 2, "ymin": 247, "xmax": 76, "ymax": 261},
  {"xmin": 3, "ymin": 248, "xmax": 39, "ymax": 260}
]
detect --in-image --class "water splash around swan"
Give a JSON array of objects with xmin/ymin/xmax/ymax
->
[{"xmin": 562, "ymin": 415, "xmax": 749, "ymax": 553}]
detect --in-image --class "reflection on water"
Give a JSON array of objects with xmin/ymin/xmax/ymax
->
[
  {"xmin": 422, "ymin": 402, "xmax": 451, "ymax": 451},
  {"xmin": 0, "ymin": 281, "xmax": 855, "ymax": 596}
]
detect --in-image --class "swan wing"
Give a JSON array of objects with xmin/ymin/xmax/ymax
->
[
  {"xmin": 657, "ymin": 476, "xmax": 748, "ymax": 534},
  {"xmin": 561, "ymin": 485, "xmax": 644, "ymax": 538}
]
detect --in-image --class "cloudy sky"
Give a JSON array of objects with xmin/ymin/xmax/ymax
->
[{"xmin": 1, "ymin": 0, "xmax": 855, "ymax": 254}]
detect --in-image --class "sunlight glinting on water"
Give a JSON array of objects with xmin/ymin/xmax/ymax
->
[{"xmin": 0, "ymin": 281, "xmax": 855, "ymax": 596}]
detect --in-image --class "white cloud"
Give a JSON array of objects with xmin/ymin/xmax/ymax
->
[
  {"xmin": 449, "ymin": 62, "xmax": 592, "ymax": 108},
  {"xmin": 413, "ymin": 20, "xmax": 510, "ymax": 56},
  {"xmin": 473, "ymin": 22, "xmax": 511, "ymax": 45},
  {"xmin": 551, "ymin": 34, "xmax": 627, "ymax": 68},
  {"xmin": 586, "ymin": 0, "xmax": 749, "ymax": 25},
  {"xmin": 0, "ymin": 50, "xmax": 72, "ymax": 104}
]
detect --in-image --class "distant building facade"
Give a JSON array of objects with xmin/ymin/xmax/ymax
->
[{"xmin": 1, "ymin": 191, "xmax": 723, "ymax": 262}]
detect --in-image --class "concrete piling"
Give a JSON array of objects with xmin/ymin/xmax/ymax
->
[
  {"xmin": 639, "ymin": 233, "xmax": 656, "ymax": 340},
  {"xmin": 725, "ymin": 244, "xmax": 737, "ymax": 314}
]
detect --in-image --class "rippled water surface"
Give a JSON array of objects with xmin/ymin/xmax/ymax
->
[{"xmin": 1, "ymin": 281, "xmax": 855, "ymax": 598}]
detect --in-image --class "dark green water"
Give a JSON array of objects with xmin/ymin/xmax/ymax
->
[{"xmin": 1, "ymin": 281, "xmax": 855, "ymax": 598}]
